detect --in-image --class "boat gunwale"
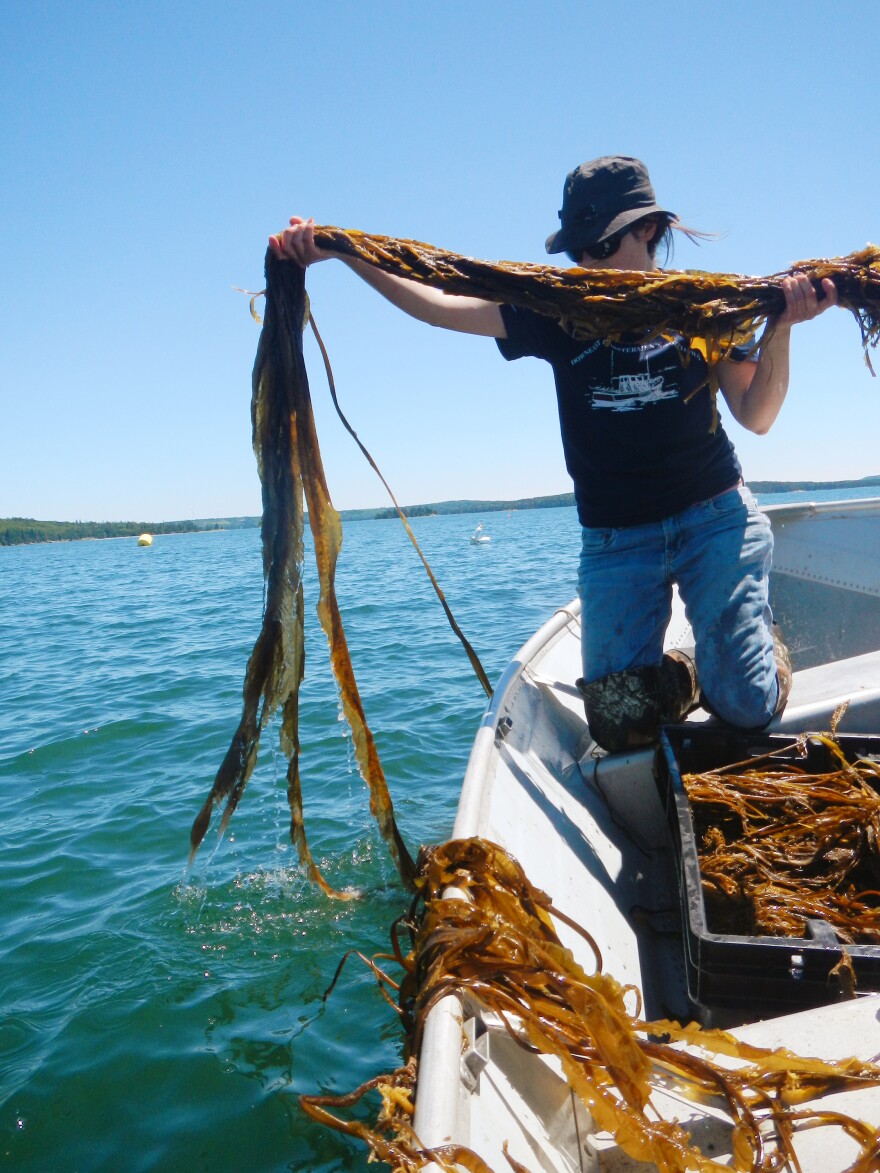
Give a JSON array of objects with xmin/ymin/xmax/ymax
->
[
  {"xmin": 452, "ymin": 602, "xmax": 582, "ymax": 841},
  {"xmin": 413, "ymin": 497, "xmax": 880, "ymax": 1167}
]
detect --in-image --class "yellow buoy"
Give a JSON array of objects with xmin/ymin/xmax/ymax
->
[{"xmin": 137, "ymin": 533, "xmax": 153, "ymax": 547}]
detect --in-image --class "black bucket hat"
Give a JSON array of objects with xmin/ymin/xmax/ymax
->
[{"xmin": 545, "ymin": 155, "xmax": 675, "ymax": 255}]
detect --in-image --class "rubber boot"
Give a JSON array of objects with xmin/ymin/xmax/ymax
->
[
  {"xmin": 576, "ymin": 650, "xmax": 700, "ymax": 754},
  {"xmin": 771, "ymin": 622, "xmax": 792, "ymax": 717}
]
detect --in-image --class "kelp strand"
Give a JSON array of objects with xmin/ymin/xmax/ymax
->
[
  {"xmin": 313, "ymin": 226, "xmax": 880, "ymax": 374},
  {"xmin": 190, "ymin": 251, "xmax": 416, "ymax": 892},
  {"xmin": 300, "ymin": 837, "xmax": 880, "ymax": 1171}
]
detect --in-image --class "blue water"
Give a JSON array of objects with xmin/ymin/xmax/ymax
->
[
  {"xmin": 3, "ymin": 486, "xmax": 878, "ymax": 1171},
  {"xmin": 0, "ymin": 506, "xmax": 583, "ymax": 1172}
]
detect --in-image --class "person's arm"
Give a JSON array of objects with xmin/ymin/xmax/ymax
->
[
  {"xmin": 717, "ymin": 273, "xmax": 838, "ymax": 434},
  {"xmin": 269, "ymin": 216, "xmax": 507, "ymax": 338}
]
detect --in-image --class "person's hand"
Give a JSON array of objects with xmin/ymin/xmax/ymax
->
[
  {"xmin": 775, "ymin": 273, "xmax": 838, "ymax": 327},
  {"xmin": 268, "ymin": 216, "xmax": 334, "ymax": 265}
]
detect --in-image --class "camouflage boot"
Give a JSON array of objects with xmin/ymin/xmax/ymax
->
[{"xmin": 576, "ymin": 650, "xmax": 700, "ymax": 754}]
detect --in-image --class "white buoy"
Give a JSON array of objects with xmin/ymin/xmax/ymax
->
[{"xmin": 137, "ymin": 533, "xmax": 153, "ymax": 547}]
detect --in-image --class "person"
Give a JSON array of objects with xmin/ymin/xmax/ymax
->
[{"xmin": 270, "ymin": 155, "xmax": 838, "ymax": 752}]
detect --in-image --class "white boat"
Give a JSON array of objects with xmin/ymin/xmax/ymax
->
[
  {"xmin": 413, "ymin": 496, "xmax": 880, "ymax": 1172},
  {"xmin": 591, "ymin": 373, "xmax": 677, "ymax": 412}
]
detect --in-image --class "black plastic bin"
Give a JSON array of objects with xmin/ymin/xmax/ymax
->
[{"xmin": 656, "ymin": 724, "xmax": 880, "ymax": 1019}]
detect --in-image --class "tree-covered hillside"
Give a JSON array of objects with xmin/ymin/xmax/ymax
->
[
  {"xmin": 4, "ymin": 477, "xmax": 879, "ymax": 545},
  {"xmin": 0, "ymin": 518, "xmax": 235, "ymax": 546}
]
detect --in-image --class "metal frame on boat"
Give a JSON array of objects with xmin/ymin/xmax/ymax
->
[{"xmin": 413, "ymin": 497, "xmax": 880, "ymax": 1172}]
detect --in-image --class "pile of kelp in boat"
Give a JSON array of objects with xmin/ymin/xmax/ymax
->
[
  {"xmin": 684, "ymin": 733, "xmax": 880, "ymax": 942},
  {"xmin": 300, "ymin": 837, "xmax": 880, "ymax": 1173}
]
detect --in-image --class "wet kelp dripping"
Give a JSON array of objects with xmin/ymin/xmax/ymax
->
[
  {"xmin": 683, "ymin": 734, "xmax": 880, "ymax": 942},
  {"xmin": 189, "ymin": 250, "xmax": 416, "ymax": 894},
  {"xmin": 192, "ymin": 234, "xmax": 879, "ymax": 888},
  {"xmin": 300, "ymin": 838, "xmax": 880, "ymax": 1172},
  {"xmin": 312, "ymin": 227, "xmax": 880, "ymax": 375}
]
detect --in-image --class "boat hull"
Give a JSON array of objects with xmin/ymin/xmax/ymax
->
[{"xmin": 413, "ymin": 498, "xmax": 880, "ymax": 1171}]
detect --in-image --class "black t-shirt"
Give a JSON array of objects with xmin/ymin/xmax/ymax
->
[{"xmin": 497, "ymin": 303, "xmax": 750, "ymax": 528}]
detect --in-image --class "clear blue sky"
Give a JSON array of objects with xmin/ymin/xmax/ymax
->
[{"xmin": 3, "ymin": 1, "xmax": 879, "ymax": 523}]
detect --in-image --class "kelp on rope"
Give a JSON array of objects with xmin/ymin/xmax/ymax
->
[
  {"xmin": 191, "ymin": 229, "xmax": 880, "ymax": 894},
  {"xmin": 312, "ymin": 226, "xmax": 880, "ymax": 375},
  {"xmin": 190, "ymin": 250, "xmax": 416, "ymax": 894},
  {"xmin": 301, "ymin": 837, "xmax": 880, "ymax": 1172}
]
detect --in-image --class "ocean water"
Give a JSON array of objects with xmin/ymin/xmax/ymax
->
[
  {"xmin": 0, "ymin": 506, "xmax": 582, "ymax": 1173},
  {"xmin": 755, "ymin": 485, "xmax": 880, "ymax": 507},
  {"xmin": 3, "ymin": 486, "xmax": 878, "ymax": 1172}
]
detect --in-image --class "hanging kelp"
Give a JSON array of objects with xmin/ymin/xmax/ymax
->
[
  {"xmin": 311, "ymin": 227, "xmax": 880, "ymax": 372},
  {"xmin": 190, "ymin": 250, "xmax": 416, "ymax": 894},
  {"xmin": 191, "ymin": 230, "xmax": 878, "ymax": 894},
  {"xmin": 300, "ymin": 836, "xmax": 880, "ymax": 1172}
]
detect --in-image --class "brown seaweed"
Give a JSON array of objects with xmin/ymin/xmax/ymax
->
[
  {"xmin": 312, "ymin": 226, "xmax": 880, "ymax": 374},
  {"xmin": 189, "ymin": 250, "xmax": 416, "ymax": 893},
  {"xmin": 683, "ymin": 734, "xmax": 880, "ymax": 942},
  {"xmin": 300, "ymin": 837, "xmax": 880, "ymax": 1171}
]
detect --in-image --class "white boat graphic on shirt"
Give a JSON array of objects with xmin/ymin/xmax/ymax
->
[{"xmin": 590, "ymin": 373, "xmax": 677, "ymax": 412}]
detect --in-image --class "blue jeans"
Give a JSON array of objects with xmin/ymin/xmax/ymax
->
[{"xmin": 577, "ymin": 485, "xmax": 778, "ymax": 728}]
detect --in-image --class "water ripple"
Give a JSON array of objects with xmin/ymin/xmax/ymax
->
[{"xmin": 0, "ymin": 509, "xmax": 581, "ymax": 1171}]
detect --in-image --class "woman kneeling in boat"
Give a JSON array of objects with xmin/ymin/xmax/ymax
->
[{"xmin": 270, "ymin": 155, "xmax": 837, "ymax": 753}]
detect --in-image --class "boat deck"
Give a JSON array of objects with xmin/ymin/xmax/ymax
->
[
  {"xmin": 416, "ymin": 597, "xmax": 880, "ymax": 1170},
  {"xmin": 415, "ymin": 499, "xmax": 880, "ymax": 1171}
]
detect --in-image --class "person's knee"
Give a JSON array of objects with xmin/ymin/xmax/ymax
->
[
  {"xmin": 702, "ymin": 682, "xmax": 778, "ymax": 730},
  {"xmin": 700, "ymin": 625, "xmax": 791, "ymax": 730},
  {"xmin": 577, "ymin": 652, "xmax": 698, "ymax": 754}
]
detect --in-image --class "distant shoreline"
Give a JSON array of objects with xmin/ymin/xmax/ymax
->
[
  {"xmin": 0, "ymin": 518, "xmax": 252, "ymax": 547},
  {"xmin": 4, "ymin": 476, "xmax": 880, "ymax": 546}
]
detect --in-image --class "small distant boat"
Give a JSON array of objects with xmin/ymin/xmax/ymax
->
[
  {"xmin": 137, "ymin": 533, "xmax": 153, "ymax": 547},
  {"xmin": 469, "ymin": 522, "xmax": 491, "ymax": 545}
]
